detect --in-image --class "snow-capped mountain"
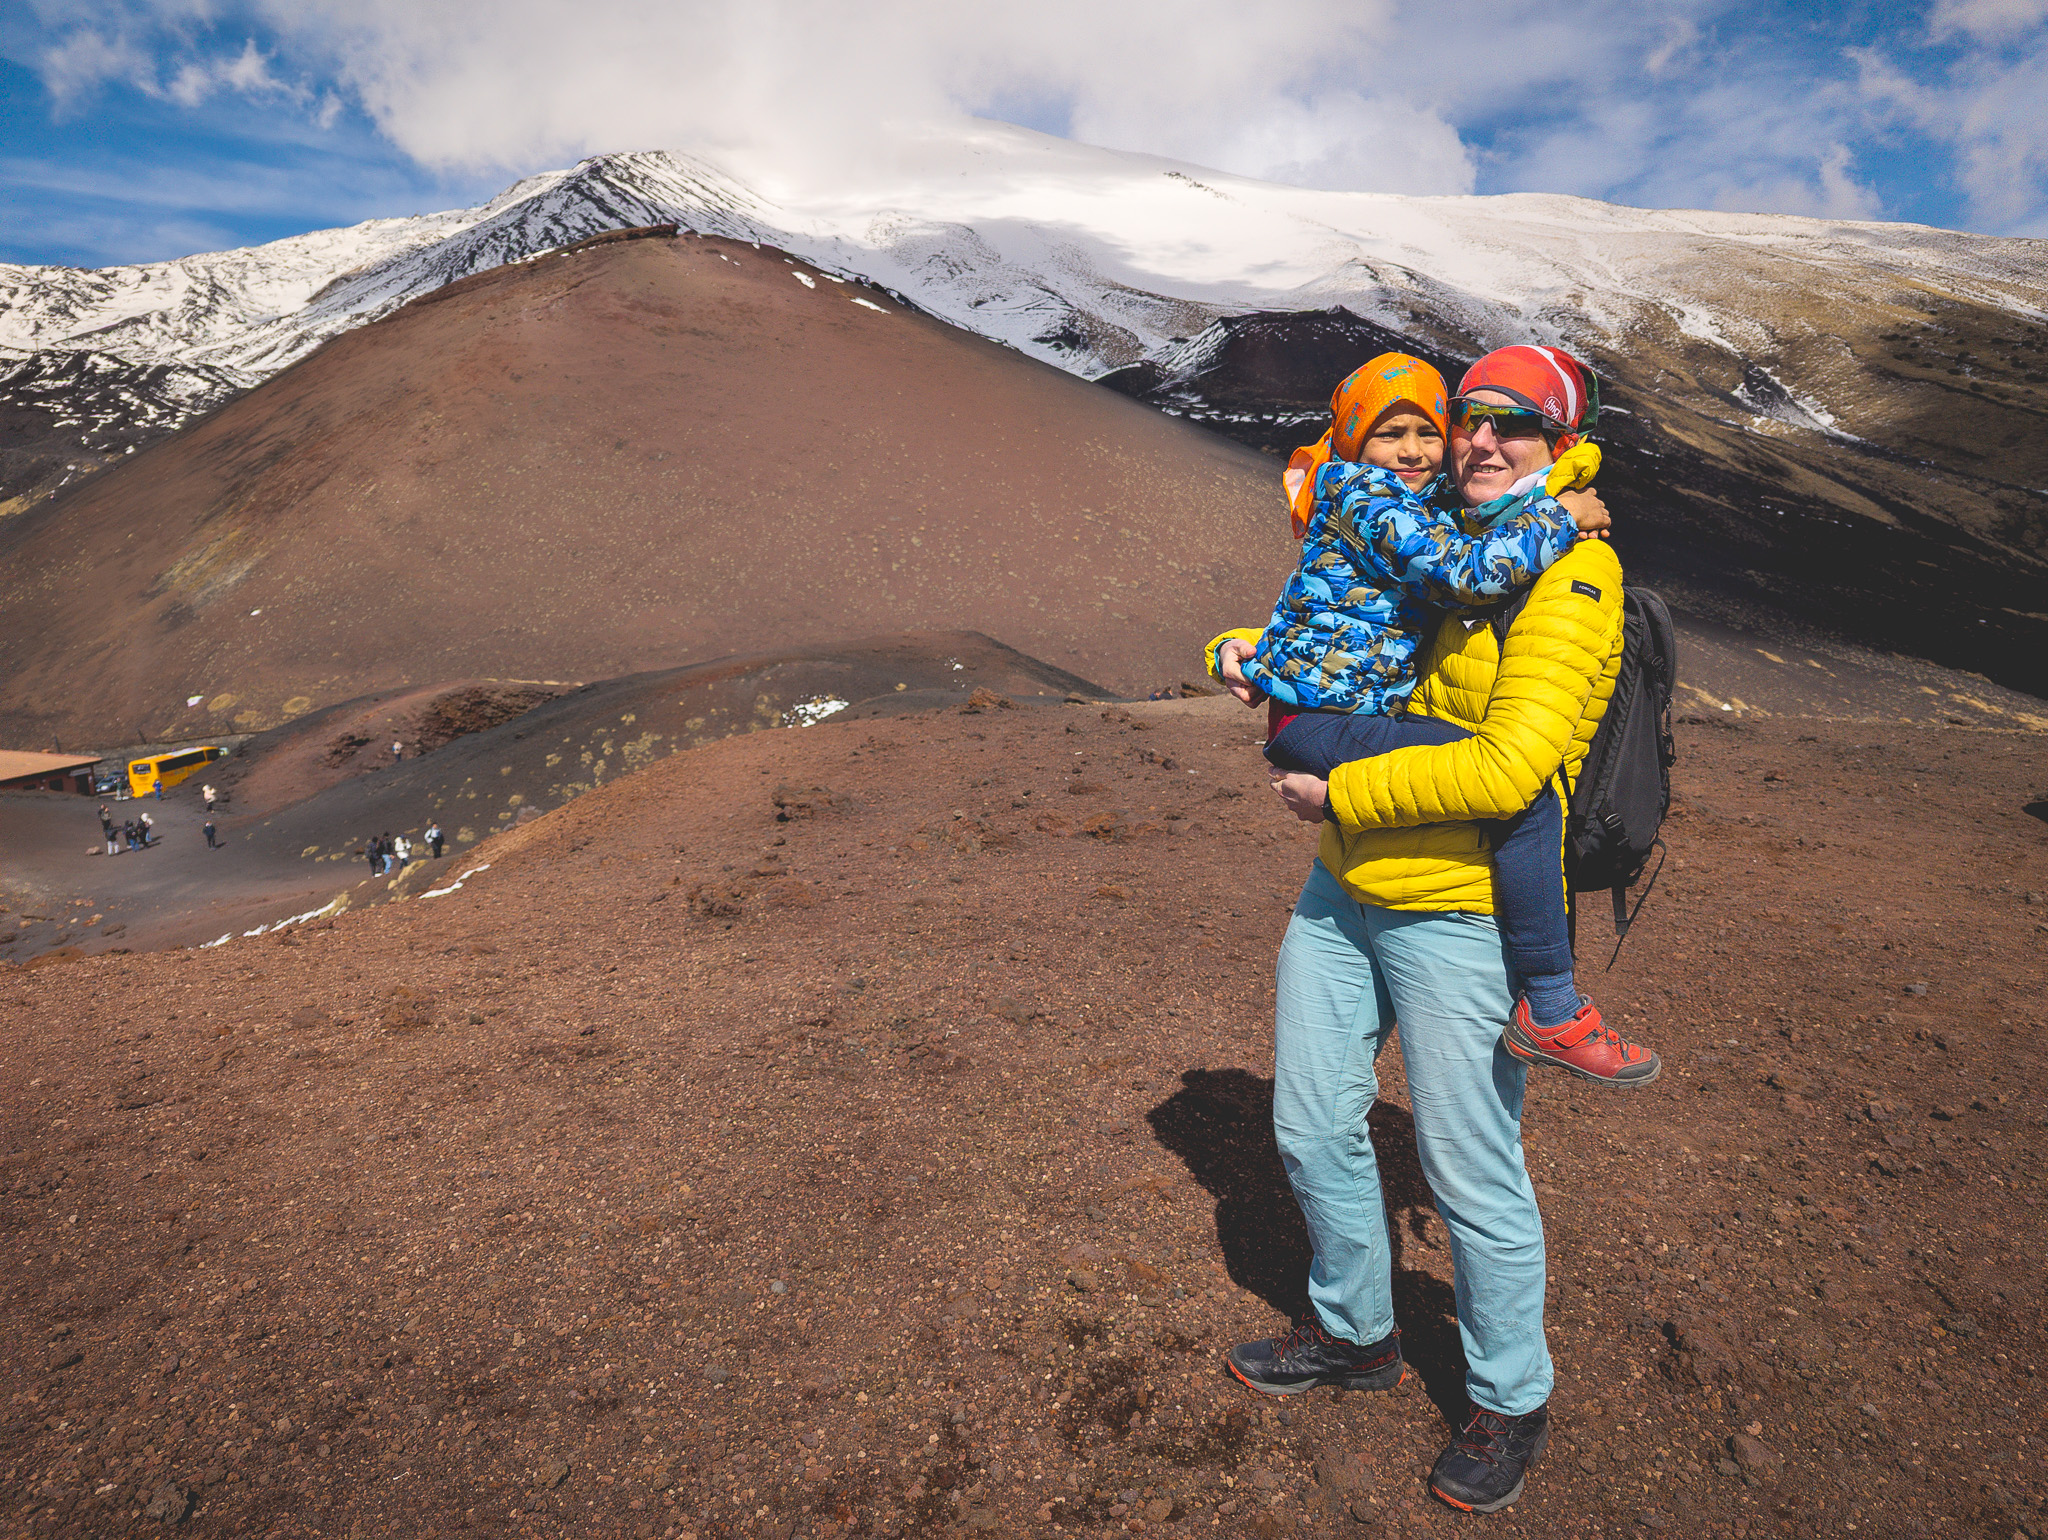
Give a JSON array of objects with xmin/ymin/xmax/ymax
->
[
  {"xmin": 7, "ymin": 124, "xmax": 2040, "ymax": 421},
  {"xmin": 4, "ymin": 120, "xmax": 2046, "ymax": 595}
]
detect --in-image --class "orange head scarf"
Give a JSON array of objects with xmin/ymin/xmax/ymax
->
[{"xmin": 1283, "ymin": 352, "xmax": 1450, "ymax": 537}]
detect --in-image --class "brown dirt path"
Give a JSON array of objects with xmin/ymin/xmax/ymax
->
[{"xmin": 2, "ymin": 697, "xmax": 2044, "ymax": 1539}]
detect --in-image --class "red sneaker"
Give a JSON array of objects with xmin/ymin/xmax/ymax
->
[{"xmin": 1503, "ymin": 996, "xmax": 1660, "ymax": 1087}]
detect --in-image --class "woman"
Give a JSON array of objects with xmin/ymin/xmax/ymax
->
[{"xmin": 1208, "ymin": 344, "xmax": 1632, "ymax": 1514}]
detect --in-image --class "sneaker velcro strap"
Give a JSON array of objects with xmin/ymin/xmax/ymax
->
[{"xmin": 1542, "ymin": 1018, "xmax": 1605, "ymax": 1049}]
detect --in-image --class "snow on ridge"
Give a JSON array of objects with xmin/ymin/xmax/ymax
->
[{"xmin": 3, "ymin": 123, "xmax": 2042, "ymax": 453}]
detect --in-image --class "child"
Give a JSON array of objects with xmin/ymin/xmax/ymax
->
[{"xmin": 1231, "ymin": 350, "xmax": 1658, "ymax": 1087}]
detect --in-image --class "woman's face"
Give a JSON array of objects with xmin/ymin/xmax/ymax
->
[
  {"xmin": 1450, "ymin": 387, "xmax": 1553, "ymax": 505},
  {"xmin": 1358, "ymin": 406, "xmax": 1444, "ymax": 489}
]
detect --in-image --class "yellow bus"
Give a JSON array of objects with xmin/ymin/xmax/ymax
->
[{"xmin": 127, "ymin": 745, "xmax": 228, "ymax": 798}]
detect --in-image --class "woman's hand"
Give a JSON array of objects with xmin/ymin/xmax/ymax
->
[
  {"xmin": 1556, "ymin": 488, "xmax": 1611, "ymax": 540},
  {"xmin": 1270, "ymin": 768, "xmax": 1329, "ymax": 823},
  {"xmin": 1216, "ymin": 638, "xmax": 1266, "ymax": 706}
]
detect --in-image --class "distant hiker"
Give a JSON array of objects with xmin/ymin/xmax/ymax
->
[
  {"xmin": 1206, "ymin": 343, "xmax": 1641, "ymax": 1514},
  {"xmin": 365, "ymin": 839, "xmax": 380, "ymax": 876},
  {"xmin": 202, "ymin": 783, "xmax": 217, "ymax": 812},
  {"xmin": 122, "ymin": 819, "xmax": 137, "ymax": 851},
  {"xmin": 394, "ymin": 834, "xmax": 411, "ymax": 866},
  {"xmin": 104, "ymin": 825, "xmax": 119, "ymax": 857},
  {"xmin": 391, "ymin": 740, "xmax": 404, "ymax": 765},
  {"xmin": 138, "ymin": 811, "xmax": 154, "ymax": 848},
  {"xmin": 203, "ymin": 820, "xmax": 218, "ymax": 850},
  {"xmin": 425, "ymin": 823, "xmax": 444, "ymax": 859},
  {"xmin": 97, "ymin": 803, "xmax": 113, "ymax": 835},
  {"xmin": 153, "ymin": 779, "xmax": 163, "ymax": 800},
  {"xmin": 382, "ymin": 831, "xmax": 397, "ymax": 875}
]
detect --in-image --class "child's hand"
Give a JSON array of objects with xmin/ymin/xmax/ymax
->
[
  {"xmin": 1545, "ymin": 441, "xmax": 1601, "ymax": 495},
  {"xmin": 1216, "ymin": 639, "xmax": 1267, "ymax": 706},
  {"xmin": 1557, "ymin": 489, "xmax": 1611, "ymax": 539},
  {"xmin": 1270, "ymin": 768, "xmax": 1329, "ymax": 823}
]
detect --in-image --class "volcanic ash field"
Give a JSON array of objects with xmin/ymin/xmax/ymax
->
[{"xmin": 3, "ymin": 691, "xmax": 2045, "ymax": 1540}]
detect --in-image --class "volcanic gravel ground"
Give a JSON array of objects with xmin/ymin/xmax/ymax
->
[{"xmin": 3, "ymin": 697, "xmax": 2045, "ymax": 1540}]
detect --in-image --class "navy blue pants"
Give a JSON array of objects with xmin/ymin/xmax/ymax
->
[{"xmin": 1266, "ymin": 710, "xmax": 1574, "ymax": 979}]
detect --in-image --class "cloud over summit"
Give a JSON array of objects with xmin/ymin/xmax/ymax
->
[{"xmin": 7, "ymin": 0, "xmax": 2048, "ymax": 267}]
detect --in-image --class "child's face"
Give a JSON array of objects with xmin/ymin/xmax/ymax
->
[{"xmin": 1359, "ymin": 407, "xmax": 1444, "ymax": 489}]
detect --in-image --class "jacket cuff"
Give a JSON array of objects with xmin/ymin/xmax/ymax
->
[{"xmin": 1203, "ymin": 627, "xmax": 1263, "ymax": 682}]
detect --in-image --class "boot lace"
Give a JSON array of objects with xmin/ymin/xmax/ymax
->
[
  {"xmin": 1272, "ymin": 1319, "xmax": 1337, "ymax": 1359},
  {"xmin": 1452, "ymin": 1407, "xmax": 1516, "ymax": 1467}
]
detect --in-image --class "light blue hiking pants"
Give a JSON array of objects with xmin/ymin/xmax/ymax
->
[{"xmin": 1272, "ymin": 859, "xmax": 1553, "ymax": 1416}]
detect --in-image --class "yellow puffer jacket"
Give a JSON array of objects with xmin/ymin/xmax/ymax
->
[{"xmin": 1207, "ymin": 539, "xmax": 1625, "ymax": 912}]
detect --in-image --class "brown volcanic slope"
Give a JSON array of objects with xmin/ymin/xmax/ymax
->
[
  {"xmin": 0, "ymin": 231, "xmax": 1283, "ymax": 748},
  {"xmin": 0, "ymin": 632, "xmax": 1113, "ymax": 963},
  {"xmin": 3, "ymin": 693, "xmax": 2046, "ymax": 1539}
]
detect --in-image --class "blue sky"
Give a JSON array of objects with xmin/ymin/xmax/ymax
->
[{"xmin": 4, "ymin": 0, "xmax": 2045, "ymax": 269}]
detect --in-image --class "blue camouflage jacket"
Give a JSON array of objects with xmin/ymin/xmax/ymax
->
[{"xmin": 1244, "ymin": 461, "xmax": 1578, "ymax": 713}]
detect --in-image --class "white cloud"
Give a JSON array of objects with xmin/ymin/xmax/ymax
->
[
  {"xmin": 13, "ymin": 0, "xmax": 2048, "ymax": 239},
  {"xmin": 1711, "ymin": 144, "xmax": 1882, "ymax": 222},
  {"xmin": 1645, "ymin": 19, "xmax": 1700, "ymax": 77},
  {"xmin": 260, "ymin": 0, "xmax": 1474, "ymax": 198},
  {"xmin": 1929, "ymin": 0, "xmax": 2048, "ymax": 41},
  {"xmin": 166, "ymin": 39, "xmax": 300, "ymax": 107},
  {"xmin": 1078, "ymin": 93, "xmax": 1476, "ymax": 197},
  {"xmin": 34, "ymin": 27, "xmax": 157, "ymax": 105},
  {"xmin": 1854, "ymin": 16, "xmax": 2048, "ymax": 233}
]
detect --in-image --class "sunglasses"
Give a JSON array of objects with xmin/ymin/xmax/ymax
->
[{"xmin": 1447, "ymin": 398, "xmax": 1558, "ymax": 439}]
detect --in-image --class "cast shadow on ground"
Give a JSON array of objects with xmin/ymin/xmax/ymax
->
[{"xmin": 1147, "ymin": 1067, "xmax": 1469, "ymax": 1423}]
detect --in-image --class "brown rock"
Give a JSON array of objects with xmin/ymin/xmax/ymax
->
[
  {"xmin": 772, "ymin": 784, "xmax": 851, "ymax": 821},
  {"xmin": 1728, "ymin": 1433, "xmax": 1783, "ymax": 1482},
  {"xmin": 1313, "ymin": 1448, "xmax": 1370, "ymax": 1492},
  {"xmin": 143, "ymin": 1483, "xmax": 192, "ymax": 1524},
  {"xmin": 1668, "ymin": 1319, "xmax": 1742, "ymax": 1389}
]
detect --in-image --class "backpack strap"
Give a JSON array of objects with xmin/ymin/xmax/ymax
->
[
  {"xmin": 1482, "ymin": 587, "xmax": 1534, "ymax": 651},
  {"xmin": 1603, "ymin": 839, "xmax": 1667, "ymax": 970}
]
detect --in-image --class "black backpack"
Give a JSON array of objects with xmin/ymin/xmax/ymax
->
[{"xmin": 1490, "ymin": 583, "xmax": 1678, "ymax": 958}]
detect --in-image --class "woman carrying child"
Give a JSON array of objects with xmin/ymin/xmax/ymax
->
[{"xmin": 1206, "ymin": 345, "xmax": 1650, "ymax": 1513}]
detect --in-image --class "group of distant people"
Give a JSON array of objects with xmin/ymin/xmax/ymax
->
[
  {"xmin": 364, "ymin": 822, "xmax": 444, "ymax": 876},
  {"xmin": 98, "ymin": 805, "xmax": 154, "ymax": 855},
  {"xmin": 98, "ymin": 783, "xmax": 221, "ymax": 853}
]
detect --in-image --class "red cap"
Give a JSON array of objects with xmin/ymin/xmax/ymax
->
[{"xmin": 1456, "ymin": 345, "xmax": 1595, "ymax": 452}]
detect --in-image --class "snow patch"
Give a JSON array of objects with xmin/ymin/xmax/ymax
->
[{"xmin": 783, "ymin": 696, "xmax": 849, "ymax": 727}]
